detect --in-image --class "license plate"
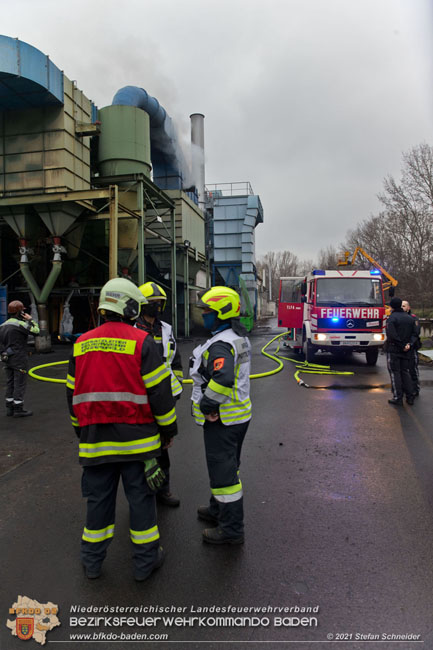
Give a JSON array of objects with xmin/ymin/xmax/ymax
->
[{"xmin": 340, "ymin": 340, "xmax": 360, "ymax": 345}]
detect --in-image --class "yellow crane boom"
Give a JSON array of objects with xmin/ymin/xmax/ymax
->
[{"xmin": 338, "ymin": 247, "xmax": 398, "ymax": 292}]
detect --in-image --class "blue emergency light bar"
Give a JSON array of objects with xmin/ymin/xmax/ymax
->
[
  {"xmin": 331, "ymin": 317, "xmax": 340, "ymax": 322},
  {"xmin": 370, "ymin": 269, "xmax": 381, "ymax": 275},
  {"xmin": 312, "ymin": 270, "xmax": 326, "ymax": 275}
]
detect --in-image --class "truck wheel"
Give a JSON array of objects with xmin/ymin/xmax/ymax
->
[
  {"xmin": 365, "ymin": 347, "xmax": 379, "ymax": 366},
  {"xmin": 303, "ymin": 338, "xmax": 315, "ymax": 364}
]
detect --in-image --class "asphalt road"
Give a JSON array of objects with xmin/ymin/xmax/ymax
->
[{"xmin": 1, "ymin": 321, "xmax": 433, "ymax": 650}]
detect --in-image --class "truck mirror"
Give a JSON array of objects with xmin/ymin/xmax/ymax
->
[
  {"xmin": 389, "ymin": 287, "xmax": 395, "ymax": 297},
  {"xmin": 301, "ymin": 295, "xmax": 307, "ymax": 303},
  {"xmin": 301, "ymin": 282, "xmax": 307, "ymax": 295}
]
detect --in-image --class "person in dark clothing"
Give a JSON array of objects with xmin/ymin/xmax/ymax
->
[
  {"xmin": 385, "ymin": 297, "xmax": 418, "ymax": 406},
  {"xmin": 66, "ymin": 278, "xmax": 177, "ymax": 580},
  {"xmin": 190, "ymin": 286, "xmax": 251, "ymax": 545},
  {"xmin": 136, "ymin": 282, "xmax": 183, "ymax": 507},
  {"xmin": 0, "ymin": 300, "xmax": 40, "ymax": 417},
  {"xmin": 402, "ymin": 300, "xmax": 421, "ymax": 396}
]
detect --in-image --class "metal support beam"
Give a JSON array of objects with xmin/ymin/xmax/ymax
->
[
  {"xmin": 184, "ymin": 247, "xmax": 190, "ymax": 337},
  {"xmin": 108, "ymin": 185, "xmax": 118, "ymax": 279},
  {"xmin": 137, "ymin": 180, "xmax": 145, "ymax": 285},
  {"xmin": 171, "ymin": 206, "xmax": 177, "ymax": 337},
  {"xmin": 87, "ymin": 204, "xmax": 173, "ymax": 245},
  {"xmin": 0, "ymin": 188, "xmax": 109, "ymax": 208},
  {"xmin": 93, "ymin": 173, "xmax": 175, "ymax": 211}
]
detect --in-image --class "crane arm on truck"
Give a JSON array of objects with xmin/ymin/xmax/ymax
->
[{"xmin": 338, "ymin": 248, "xmax": 398, "ymax": 292}]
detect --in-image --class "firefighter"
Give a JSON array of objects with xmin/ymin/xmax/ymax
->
[
  {"xmin": 402, "ymin": 300, "xmax": 421, "ymax": 396},
  {"xmin": 66, "ymin": 278, "xmax": 177, "ymax": 580},
  {"xmin": 385, "ymin": 297, "xmax": 418, "ymax": 406},
  {"xmin": 136, "ymin": 281, "xmax": 183, "ymax": 507},
  {"xmin": 0, "ymin": 300, "xmax": 40, "ymax": 417},
  {"xmin": 190, "ymin": 286, "xmax": 251, "ymax": 545}
]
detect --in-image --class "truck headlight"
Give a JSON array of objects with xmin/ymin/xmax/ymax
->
[
  {"xmin": 314, "ymin": 333, "xmax": 327, "ymax": 341},
  {"xmin": 373, "ymin": 333, "xmax": 385, "ymax": 341}
]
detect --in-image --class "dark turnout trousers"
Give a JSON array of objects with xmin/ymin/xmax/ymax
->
[
  {"xmin": 203, "ymin": 419, "xmax": 249, "ymax": 538},
  {"xmin": 387, "ymin": 352, "xmax": 414, "ymax": 400},
  {"xmin": 408, "ymin": 350, "xmax": 420, "ymax": 393},
  {"xmin": 5, "ymin": 365, "xmax": 27, "ymax": 403},
  {"xmin": 81, "ymin": 461, "xmax": 159, "ymax": 576}
]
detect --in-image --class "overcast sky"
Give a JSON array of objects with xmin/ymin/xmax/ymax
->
[{"xmin": 2, "ymin": 0, "xmax": 432, "ymax": 261}]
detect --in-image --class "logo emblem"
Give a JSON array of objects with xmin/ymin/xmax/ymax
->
[
  {"xmin": 346, "ymin": 319, "xmax": 355, "ymax": 328},
  {"xmin": 16, "ymin": 618, "xmax": 34, "ymax": 640},
  {"xmin": 7, "ymin": 596, "xmax": 60, "ymax": 645}
]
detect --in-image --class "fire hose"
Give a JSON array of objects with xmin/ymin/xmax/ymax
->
[{"xmin": 28, "ymin": 332, "xmax": 353, "ymax": 387}]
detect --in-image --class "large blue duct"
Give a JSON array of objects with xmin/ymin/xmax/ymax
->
[
  {"xmin": 112, "ymin": 86, "xmax": 188, "ymax": 191},
  {"xmin": 0, "ymin": 35, "xmax": 63, "ymax": 109}
]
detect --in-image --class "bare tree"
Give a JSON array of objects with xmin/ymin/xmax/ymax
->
[
  {"xmin": 257, "ymin": 250, "xmax": 306, "ymax": 300},
  {"xmin": 342, "ymin": 144, "xmax": 433, "ymax": 312},
  {"xmin": 316, "ymin": 245, "xmax": 341, "ymax": 269}
]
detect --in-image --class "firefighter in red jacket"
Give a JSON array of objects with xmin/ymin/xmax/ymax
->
[{"xmin": 66, "ymin": 278, "xmax": 177, "ymax": 580}]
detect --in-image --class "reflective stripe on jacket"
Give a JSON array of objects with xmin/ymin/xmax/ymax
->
[
  {"xmin": 190, "ymin": 329, "xmax": 251, "ymax": 426},
  {"xmin": 161, "ymin": 321, "xmax": 183, "ymax": 397}
]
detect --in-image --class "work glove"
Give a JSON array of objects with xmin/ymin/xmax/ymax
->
[
  {"xmin": 144, "ymin": 458, "xmax": 166, "ymax": 491},
  {"xmin": 0, "ymin": 352, "xmax": 8, "ymax": 363}
]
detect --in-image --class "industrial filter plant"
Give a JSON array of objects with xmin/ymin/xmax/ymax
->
[{"xmin": 0, "ymin": 35, "xmax": 263, "ymax": 344}]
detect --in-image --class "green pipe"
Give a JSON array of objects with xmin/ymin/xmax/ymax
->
[
  {"xmin": 20, "ymin": 263, "xmax": 42, "ymax": 302},
  {"xmin": 40, "ymin": 262, "xmax": 62, "ymax": 303},
  {"xmin": 20, "ymin": 262, "xmax": 62, "ymax": 304}
]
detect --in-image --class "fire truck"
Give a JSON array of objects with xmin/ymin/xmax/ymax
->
[{"xmin": 278, "ymin": 269, "xmax": 387, "ymax": 365}]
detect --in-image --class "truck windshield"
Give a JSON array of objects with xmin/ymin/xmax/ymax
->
[{"xmin": 316, "ymin": 278, "xmax": 383, "ymax": 307}]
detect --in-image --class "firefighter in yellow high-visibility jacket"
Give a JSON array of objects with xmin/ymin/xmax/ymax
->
[{"xmin": 190, "ymin": 286, "xmax": 251, "ymax": 545}]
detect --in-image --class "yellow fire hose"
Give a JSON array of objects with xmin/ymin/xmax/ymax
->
[
  {"xmin": 29, "ymin": 359, "xmax": 70, "ymax": 384},
  {"xmin": 28, "ymin": 331, "xmax": 353, "ymax": 388},
  {"xmin": 272, "ymin": 334, "xmax": 354, "ymax": 387}
]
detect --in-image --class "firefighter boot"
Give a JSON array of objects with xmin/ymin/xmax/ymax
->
[
  {"xmin": 202, "ymin": 527, "xmax": 244, "ymax": 545},
  {"xmin": 134, "ymin": 546, "xmax": 165, "ymax": 582},
  {"xmin": 156, "ymin": 490, "xmax": 180, "ymax": 507},
  {"xmin": 13, "ymin": 403, "xmax": 33, "ymax": 417},
  {"xmin": 6, "ymin": 400, "xmax": 14, "ymax": 417},
  {"xmin": 83, "ymin": 564, "xmax": 102, "ymax": 580},
  {"xmin": 197, "ymin": 506, "xmax": 218, "ymax": 525},
  {"xmin": 388, "ymin": 398, "xmax": 403, "ymax": 406}
]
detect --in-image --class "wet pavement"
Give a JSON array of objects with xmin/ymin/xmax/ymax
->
[{"xmin": 1, "ymin": 321, "xmax": 433, "ymax": 650}]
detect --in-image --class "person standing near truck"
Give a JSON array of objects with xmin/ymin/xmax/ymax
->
[
  {"xmin": 402, "ymin": 300, "xmax": 421, "ymax": 396},
  {"xmin": 385, "ymin": 297, "xmax": 418, "ymax": 406}
]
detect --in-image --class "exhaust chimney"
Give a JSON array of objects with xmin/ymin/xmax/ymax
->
[{"xmin": 190, "ymin": 113, "xmax": 205, "ymax": 211}]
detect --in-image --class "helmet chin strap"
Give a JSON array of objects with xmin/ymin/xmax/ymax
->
[{"xmin": 211, "ymin": 321, "xmax": 231, "ymax": 335}]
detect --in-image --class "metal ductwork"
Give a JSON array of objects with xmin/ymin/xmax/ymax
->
[{"xmin": 112, "ymin": 86, "xmax": 189, "ymax": 191}]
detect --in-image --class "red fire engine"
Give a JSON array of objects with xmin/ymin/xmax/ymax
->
[{"xmin": 278, "ymin": 269, "xmax": 387, "ymax": 365}]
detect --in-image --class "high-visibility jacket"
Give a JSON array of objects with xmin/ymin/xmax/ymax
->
[
  {"xmin": 72, "ymin": 322, "xmax": 156, "ymax": 426},
  {"xmin": 190, "ymin": 328, "xmax": 252, "ymax": 426},
  {"xmin": 136, "ymin": 318, "xmax": 183, "ymax": 398},
  {"xmin": 160, "ymin": 321, "xmax": 183, "ymax": 397},
  {"xmin": 67, "ymin": 320, "xmax": 177, "ymax": 465},
  {"xmin": 0, "ymin": 317, "xmax": 40, "ymax": 366}
]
